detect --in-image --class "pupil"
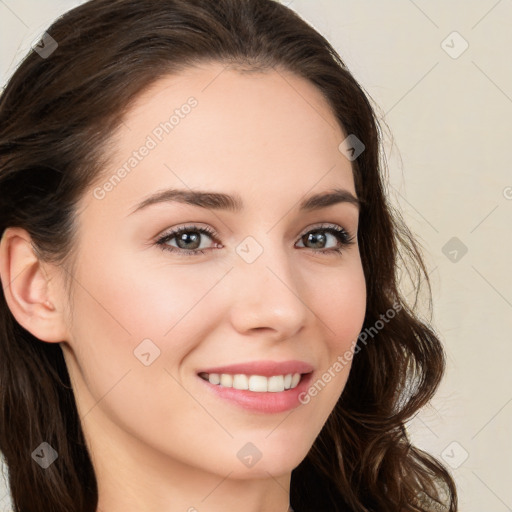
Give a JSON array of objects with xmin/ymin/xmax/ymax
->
[
  {"xmin": 177, "ymin": 232, "xmax": 200, "ymax": 250},
  {"xmin": 307, "ymin": 231, "xmax": 326, "ymax": 249}
]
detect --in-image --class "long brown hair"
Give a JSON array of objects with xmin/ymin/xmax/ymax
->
[{"xmin": 0, "ymin": 0, "xmax": 457, "ymax": 510}]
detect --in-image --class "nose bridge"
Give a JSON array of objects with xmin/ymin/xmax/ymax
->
[{"xmin": 228, "ymin": 231, "xmax": 308, "ymax": 338}]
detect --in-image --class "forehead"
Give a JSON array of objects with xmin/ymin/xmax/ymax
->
[{"xmin": 85, "ymin": 61, "xmax": 356, "ymax": 217}]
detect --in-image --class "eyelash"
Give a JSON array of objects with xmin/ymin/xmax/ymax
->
[{"xmin": 155, "ymin": 223, "xmax": 356, "ymax": 257}]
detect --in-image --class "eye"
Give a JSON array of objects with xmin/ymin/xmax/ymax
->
[
  {"xmin": 155, "ymin": 223, "xmax": 355, "ymax": 257},
  {"xmin": 156, "ymin": 224, "xmax": 219, "ymax": 256},
  {"xmin": 296, "ymin": 223, "xmax": 355, "ymax": 255}
]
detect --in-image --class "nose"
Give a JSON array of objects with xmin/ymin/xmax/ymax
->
[{"xmin": 227, "ymin": 238, "xmax": 309, "ymax": 342}]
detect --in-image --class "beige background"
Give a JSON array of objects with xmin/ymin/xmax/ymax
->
[{"xmin": 1, "ymin": 1, "xmax": 511, "ymax": 510}]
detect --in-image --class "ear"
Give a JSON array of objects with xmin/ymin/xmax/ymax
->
[{"xmin": 0, "ymin": 227, "xmax": 69, "ymax": 343}]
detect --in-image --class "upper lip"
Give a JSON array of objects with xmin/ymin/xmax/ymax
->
[{"xmin": 197, "ymin": 360, "xmax": 314, "ymax": 377}]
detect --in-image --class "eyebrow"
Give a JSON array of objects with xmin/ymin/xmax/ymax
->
[{"xmin": 129, "ymin": 187, "xmax": 361, "ymax": 215}]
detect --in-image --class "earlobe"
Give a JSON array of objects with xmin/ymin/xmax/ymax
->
[{"xmin": 0, "ymin": 227, "xmax": 68, "ymax": 343}]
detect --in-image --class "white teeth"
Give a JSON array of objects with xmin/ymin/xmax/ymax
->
[
  {"xmin": 201, "ymin": 372, "xmax": 303, "ymax": 392},
  {"xmin": 249, "ymin": 375, "xmax": 267, "ymax": 392},
  {"xmin": 220, "ymin": 374, "xmax": 233, "ymax": 387},
  {"xmin": 209, "ymin": 373, "xmax": 220, "ymax": 385},
  {"xmin": 268, "ymin": 375, "xmax": 284, "ymax": 392},
  {"xmin": 233, "ymin": 374, "xmax": 249, "ymax": 390}
]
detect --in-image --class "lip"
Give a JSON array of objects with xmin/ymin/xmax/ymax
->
[
  {"xmin": 196, "ymin": 360, "xmax": 315, "ymax": 414},
  {"xmin": 196, "ymin": 359, "xmax": 314, "ymax": 377}
]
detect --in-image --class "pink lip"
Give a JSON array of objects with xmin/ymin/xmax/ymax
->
[
  {"xmin": 196, "ymin": 359, "xmax": 314, "ymax": 377},
  {"xmin": 196, "ymin": 360, "xmax": 315, "ymax": 414},
  {"xmin": 197, "ymin": 371, "xmax": 314, "ymax": 414}
]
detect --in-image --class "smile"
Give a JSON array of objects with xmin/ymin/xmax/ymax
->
[{"xmin": 198, "ymin": 372, "xmax": 302, "ymax": 392}]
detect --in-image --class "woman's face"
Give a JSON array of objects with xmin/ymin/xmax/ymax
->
[{"xmin": 60, "ymin": 62, "xmax": 366, "ymax": 486}]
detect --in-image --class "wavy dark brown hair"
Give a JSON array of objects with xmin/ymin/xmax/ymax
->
[{"xmin": 0, "ymin": 0, "xmax": 457, "ymax": 510}]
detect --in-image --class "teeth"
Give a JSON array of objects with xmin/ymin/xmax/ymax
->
[
  {"xmin": 200, "ymin": 372, "xmax": 303, "ymax": 392},
  {"xmin": 209, "ymin": 373, "xmax": 221, "ymax": 385},
  {"xmin": 220, "ymin": 374, "xmax": 233, "ymax": 387},
  {"xmin": 233, "ymin": 374, "xmax": 249, "ymax": 390},
  {"xmin": 291, "ymin": 373, "xmax": 301, "ymax": 388}
]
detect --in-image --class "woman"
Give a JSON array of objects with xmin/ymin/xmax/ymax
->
[{"xmin": 0, "ymin": 0, "xmax": 457, "ymax": 511}]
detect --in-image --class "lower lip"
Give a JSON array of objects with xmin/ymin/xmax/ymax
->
[{"xmin": 197, "ymin": 372, "xmax": 314, "ymax": 413}]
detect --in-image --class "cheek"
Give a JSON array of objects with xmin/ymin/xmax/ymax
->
[
  {"xmin": 71, "ymin": 242, "xmax": 217, "ymax": 344},
  {"xmin": 312, "ymin": 260, "xmax": 367, "ymax": 350},
  {"xmin": 65, "ymin": 247, "xmax": 224, "ymax": 446},
  {"xmin": 303, "ymin": 260, "xmax": 366, "ymax": 401},
  {"xmin": 64, "ymin": 245, "xmax": 205, "ymax": 395}
]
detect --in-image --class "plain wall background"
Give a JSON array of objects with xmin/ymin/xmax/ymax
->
[{"xmin": 1, "ymin": 1, "xmax": 511, "ymax": 510}]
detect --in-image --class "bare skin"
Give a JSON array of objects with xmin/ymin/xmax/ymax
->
[{"xmin": 0, "ymin": 61, "xmax": 366, "ymax": 512}]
